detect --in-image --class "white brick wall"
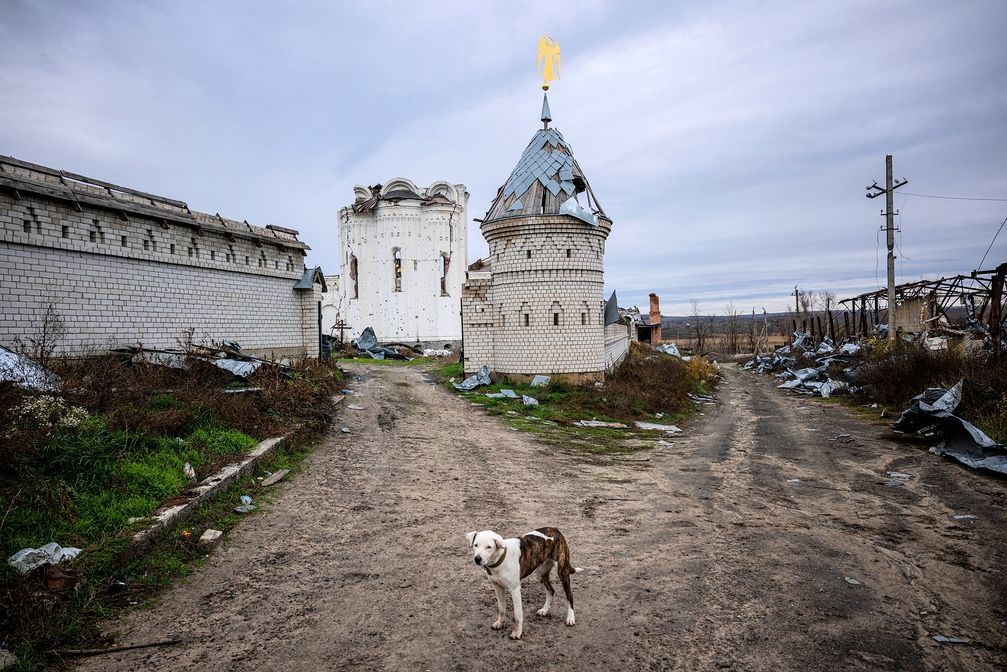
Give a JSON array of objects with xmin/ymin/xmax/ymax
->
[
  {"xmin": 461, "ymin": 213, "xmax": 619, "ymax": 378},
  {"xmin": 0, "ymin": 191, "xmax": 320, "ymax": 358}
]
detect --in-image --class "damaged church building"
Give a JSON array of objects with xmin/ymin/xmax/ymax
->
[
  {"xmin": 321, "ymin": 179, "xmax": 468, "ymax": 349},
  {"xmin": 0, "ymin": 156, "xmax": 325, "ymax": 358},
  {"xmin": 461, "ymin": 95, "xmax": 633, "ymax": 382}
]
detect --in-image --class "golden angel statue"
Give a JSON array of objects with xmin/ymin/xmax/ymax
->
[{"xmin": 537, "ymin": 35, "xmax": 560, "ymax": 90}]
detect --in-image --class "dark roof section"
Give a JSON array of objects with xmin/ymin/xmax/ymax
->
[
  {"xmin": 294, "ymin": 266, "xmax": 327, "ymax": 291},
  {"xmin": 604, "ymin": 291, "xmax": 620, "ymax": 325},
  {"xmin": 0, "ymin": 155, "xmax": 309, "ymax": 251}
]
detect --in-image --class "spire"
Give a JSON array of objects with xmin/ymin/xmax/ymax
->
[{"xmin": 541, "ymin": 93, "xmax": 552, "ymax": 129}]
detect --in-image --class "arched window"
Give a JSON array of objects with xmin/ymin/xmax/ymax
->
[
  {"xmin": 393, "ymin": 248, "xmax": 402, "ymax": 292},
  {"xmin": 520, "ymin": 302, "xmax": 531, "ymax": 327},
  {"xmin": 349, "ymin": 254, "xmax": 359, "ymax": 299},
  {"xmin": 440, "ymin": 253, "xmax": 450, "ymax": 296},
  {"xmin": 551, "ymin": 301, "xmax": 563, "ymax": 327}
]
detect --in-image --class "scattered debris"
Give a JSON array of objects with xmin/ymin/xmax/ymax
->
[
  {"xmin": 108, "ymin": 580, "xmax": 126, "ymax": 593},
  {"xmin": 453, "ymin": 365, "xmax": 490, "ymax": 391},
  {"xmin": 346, "ymin": 404, "xmax": 365, "ymax": 411},
  {"xmin": 340, "ymin": 389, "xmax": 355, "ymax": 395},
  {"xmin": 7, "ymin": 543, "xmax": 82, "ymax": 574},
  {"xmin": 953, "ymin": 514, "xmax": 977, "ymax": 521},
  {"xmin": 340, "ymin": 426, "xmax": 351, "ymax": 433},
  {"xmin": 844, "ymin": 576, "xmax": 862, "ymax": 586},
  {"xmin": 688, "ymin": 393, "xmax": 716, "ymax": 405},
  {"xmin": 0, "ymin": 344, "xmax": 62, "ymax": 391},
  {"xmin": 260, "ymin": 469, "xmax": 289, "ymax": 487},
  {"xmin": 634, "ymin": 421, "xmax": 682, "ymax": 434},
  {"xmin": 351, "ymin": 327, "xmax": 411, "ymax": 360},
  {"xmin": 234, "ymin": 495, "xmax": 257, "ymax": 514},
  {"xmin": 198, "ymin": 529, "xmax": 223, "ymax": 547},
  {"xmin": 655, "ymin": 343, "xmax": 682, "ymax": 357},
  {"xmin": 422, "ymin": 349, "xmax": 452, "ymax": 357},
  {"xmin": 183, "ymin": 462, "xmax": 196, "ymax": 481},
  {"xmin": 885, "ymin": 471, "xmax": 913, "ymax": 480},
  {"xmin": 499, "ymin": 389, "xmax": 520, "ymax": 399},
  {"xmin": 574, "ymin": 419, "xmax": 629, "ymax": 429},
  {"xmin": 530, "ymin": 375, "xmax": 551, "ymax": 387},
  {"xmin": 485, "ymin": 392, "xmax": 506, "ymax": 399},
  {"xmin": 879, "ymin": 480, "xmax": 905, "ymax": 487},
  {"xmin": 522, "ymin": 395, "xmax": 539, "ymax": 406},
  {"xmin": 786, "ymin": 478, "xmax": 802, "ymax": 483},
  {"xmin": 892, "ymin": 380, "xmax": 1007, "ymax": 476},
  {"xmin": 931, "ymin": 635, "xmax": 970, "ymax": 644},
  {"xmin": 45, "ymin": 564, "xmax": 78, "ymax": 592}
]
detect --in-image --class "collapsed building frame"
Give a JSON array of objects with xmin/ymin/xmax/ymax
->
[{"xmin": 834, "ymin": 262, "xmax": 1006, "ymax": 357}]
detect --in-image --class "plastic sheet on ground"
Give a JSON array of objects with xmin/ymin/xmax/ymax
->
[
  {"xmin": 575, "ymin": 419, "xmax": 628, "ymax": 428},
  {"xmin": 454, "ymin": 366, "xmax": 490, "ymax": 391},
  {"xmin": 522, "ymin": 395, "xmax": 539, "ymax": 406},
  {"xmin": 7, "ymin": 543, "xmax": 82, "ymax": 574},
  {"xmin": 0, "ymin": 345, "xmax": 62, "ymax": 391},
  {"xmin": 892, "ymin": 380, "xmax": 1007, "ymax": 476},
  {"xmin": 499, "ymin": 389, "xmax": 520, "ymax": 399},
  {"xmin": 422, "ymin": 349, "xmax": 452, "ymax": 357},
  {"xmin": 530, "ymin": 375, "xmax": 551, "ymax": 387},
  {"xmin": 634, "ymin": 421, "xmax": 682, "ymax": 434},
  {"xmin": 351, "ymin": 327, "xmax": 411, "ymax": 360},
  {"xmin": 655, "ymin": 343, "xmax": 682, "ymax": 357}
]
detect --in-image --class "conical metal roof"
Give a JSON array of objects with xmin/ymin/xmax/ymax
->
[{"xmin": 484, "ymin": 98, "xmax": 605, "ymax": 224}]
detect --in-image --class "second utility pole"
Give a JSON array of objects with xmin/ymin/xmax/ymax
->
[{"xmin": 866, "ymin": 155, "xmax": 908, "ymax": 340}]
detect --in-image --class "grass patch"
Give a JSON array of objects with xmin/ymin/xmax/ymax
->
[
  {"xmin": 335, "ymin": 357, "xmax": 430, "ymax": 366},
  {"xmin": 0, "ymin": 433, "xmax": 318, "ymax": 671},
  {"xmin": 0, "ymin": 352, "xmax": 343, "ymax": 670},
  {"xmin": 444, "ymin": 344, "xmax": 718, "ymax": 453},
  {"xmin": 856, "ymin": 340, "xmax": 1007, "ymax": 442}
]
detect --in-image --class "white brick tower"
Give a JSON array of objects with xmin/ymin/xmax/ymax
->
[{"xmin": 462, "ymin": 94, "xmax": 614, "ymax": 382}]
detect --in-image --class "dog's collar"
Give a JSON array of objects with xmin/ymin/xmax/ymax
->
[{"xmin": 483, "ymin": 547, "xmax": 507, "ymax": 575}]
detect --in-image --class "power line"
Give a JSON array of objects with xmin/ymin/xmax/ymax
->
[
  {"xmin": 901, "ymin": 191, "xmax": 1007, "ymax": 202},
  {"xmin": 978, "ymin": 216, "xmax": 1007, "ymax": 270}
]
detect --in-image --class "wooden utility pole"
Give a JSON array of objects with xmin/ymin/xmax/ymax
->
[
  {"xmin": 793, "ymin": 286, "xmax": 800, "ymax": 315},
  {"xmin": 867, "ymin": 155, "xmax": 908, "ymax": 340}
]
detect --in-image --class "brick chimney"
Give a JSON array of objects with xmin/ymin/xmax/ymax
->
[{"xmin": 649, "ymin": 293, "xmax": 662, "ymax": 345}]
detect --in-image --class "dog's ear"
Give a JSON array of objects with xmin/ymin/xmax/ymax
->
[
  {"xmin": 493, "ymin": 536, "xmax": 505, "ymax": 549},
  {"xmin": 465, "ymin": 531, "xmax": 477, "ymax": 547}
]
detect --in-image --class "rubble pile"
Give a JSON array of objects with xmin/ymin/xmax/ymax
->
[{"xmin": 742, "ymin": 332, "xmax": 862, "ymax": 398}]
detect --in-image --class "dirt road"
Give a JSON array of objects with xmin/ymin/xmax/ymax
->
[{"xmin": 79, "ymin": 363, "xmax": 1007, "ymax": 671}]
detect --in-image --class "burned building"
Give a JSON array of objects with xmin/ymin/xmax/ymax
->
[
  {"xmin": 461, "ymin": 95, "xmax": 630, "ymax": 382},
  {"xmin": 325, "ymin": 179, "xmax": 468, "ymax": 348},
  {"xmin": 0, "ymin": 156, "xmax": 324, "ymax": 358}
]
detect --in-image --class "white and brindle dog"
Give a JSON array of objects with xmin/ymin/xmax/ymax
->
[{"xmin": 466, "ymin": 527, "xmax": 582, "ymax": 640}]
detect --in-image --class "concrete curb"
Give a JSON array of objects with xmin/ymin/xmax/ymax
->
[{"xmin": 116, "ymin": 434, "xmax": 289, "ymax": 566}]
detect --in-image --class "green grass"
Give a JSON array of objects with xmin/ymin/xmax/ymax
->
[
  {"xmin": 335, "ymin": 356, "xmax": 431, "ymax": 366},
  {"xmin": 0, "ymin": 432, "xmax": 317, "ymax": 672},
  {"xmin": 0, "ymin": 422, "xmax": 258, "ymax": 561},
  {"xmin": 441, "ymin": 349, "xmax": 713, "ymax": 454}
]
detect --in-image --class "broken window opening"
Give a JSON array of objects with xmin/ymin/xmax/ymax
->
[
  {"xmin": 566, "ymin": 248, "xmax": 571, "ymax": 258},
  {"xmin": 553, "ymin": 313, "xmax": 560, "ymax": 326},
  {"xmin": 524, "ymin": 313, "xmax": 530, "ymax": 327},
  {"xmin": 526, "ymin": 249, "xmax": 532, "ymax": 259},
  {"xmin": 349, "ymin": 254, "xmax": 359, "ymax": 299},
  {"xmin": 393, "ymin": 248, "xmax": 402, "ymax": 292},
  {"xmin": 440, "ymin": 253, "xmax": 450, "ymax": 296}
]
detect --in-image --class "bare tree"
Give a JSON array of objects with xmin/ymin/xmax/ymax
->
[
  {"xmin": 689, "ymin": 299, "xmax": 705, "ymax": 352},
  {"xmin": 724, "ymin": 301, "xmax": 740, "ymax": 354}
]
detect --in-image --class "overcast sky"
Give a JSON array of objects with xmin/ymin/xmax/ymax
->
[{"xmin": 2, "ymin": 0, "xmax": 1005, "ymax": 314}]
